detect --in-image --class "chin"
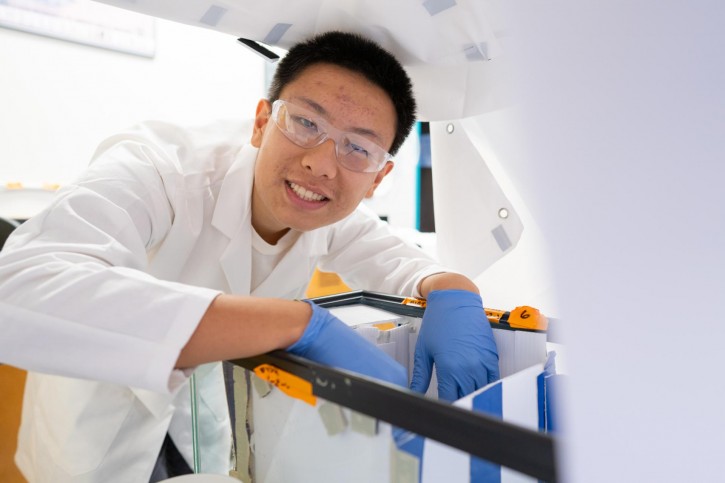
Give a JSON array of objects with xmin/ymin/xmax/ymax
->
[{"xmin": 285, "ymin": 212, "xmax": 346, "ymax": 232}]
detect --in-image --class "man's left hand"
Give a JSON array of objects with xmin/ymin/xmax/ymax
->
[{"xmin": 410, "ymin": 289, "xmax": 500, "ymax": 401}]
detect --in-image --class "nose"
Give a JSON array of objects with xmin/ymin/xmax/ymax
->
[{"xmin": 301, "ymin": 138, "xmax": 338, "ymax": 178}]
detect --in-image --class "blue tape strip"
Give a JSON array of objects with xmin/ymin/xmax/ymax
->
[
  {"xmin": 492, "ymin": 224, "xmax": 512, "ymax": 252},
  {"xmin": 464, "ymin": 43, "xmax": 488, "ymax": 61},
  {"xmin": 546, "ymin": 375, "xmax": 566, "ymax": 433},
  {"xmin": 538, "ymin": 372, "xmax": 546, "ymax": 431},
  {"xmin": 199, "ymin": 5, "xmax": 227, "ymax": 26},
  {"xmin": 263, "ymin": 23, "xmax": 292, "ymax": 45},
  {"xmin": 422, "ymin": 0, "xmax": 457, "ymax": 16},
  {"xmin": 471, "ymin": 382, "xmax": 503, "ymax": 483}
]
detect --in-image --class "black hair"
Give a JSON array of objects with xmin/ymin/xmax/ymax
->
[{"xmin": 267, "ymin": 31, "xmax": 417, "ymax": 156}]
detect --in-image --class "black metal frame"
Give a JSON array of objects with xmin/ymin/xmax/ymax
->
[{"xmin": 230, "ymin": 291, "xmax": 558, "ymax": 482}]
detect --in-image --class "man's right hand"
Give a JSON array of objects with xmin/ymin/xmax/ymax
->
[{"xmin": 287, "ymin": 301, "xmax": 408, "ymax": 387}]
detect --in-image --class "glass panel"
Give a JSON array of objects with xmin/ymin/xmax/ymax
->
[
  {"xmin": 189, "ymin": 372, "xmax": 200, "ymax": 473},
  {"xmin": 231, "ymin": 365, "xmax": 398, "ymax": 482}
]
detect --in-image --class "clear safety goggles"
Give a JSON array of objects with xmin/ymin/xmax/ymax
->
[{"xmin": 270, "ymin": 99, "xmax": 392, "ymax": 173}]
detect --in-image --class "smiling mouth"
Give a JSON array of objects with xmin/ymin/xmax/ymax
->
[{"xmin": 287, "ymin": 181, "xmax": 328, "ymax": 202}]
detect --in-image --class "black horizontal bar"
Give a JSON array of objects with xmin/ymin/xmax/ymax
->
[
  {"xmin": 236, "ymin": 38, "xmax": 280, "ymax": 62},
  {"xmin": 231, "ymin": 350, "xmax": 558, "ymax": 482},
  {"xmin": 313, "ymin": 290, "xmax": 548, "ymax": 333}
]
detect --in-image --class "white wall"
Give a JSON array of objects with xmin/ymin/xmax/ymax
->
[
  {"xmin": 462, "ymin": 110, "xmax": 558, "ymax": 316},
  {"xmin": 0, "ymin": 14, "xmax": 265, "ymax": 190},
  {"xmin": 0, "ymin": 14, "xmax": 427, "ymax": 227},
  {"xmin": 501, "ymin": 2, "xmax": 725, "ymax": 481}
]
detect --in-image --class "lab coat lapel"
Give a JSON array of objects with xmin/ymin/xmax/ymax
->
[
  {"xmin": 219, "ymin": 224, "xmax": 252, "ymax": 295},
  {"xmin": 251, "ymin": 230, "xmax": 330, "ymax": 298},
  {"xmin": 213, "ymin": 144, "xmax": 257, "ymax": 295}
]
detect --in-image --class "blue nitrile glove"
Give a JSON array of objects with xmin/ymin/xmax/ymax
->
[
  {"xmin": 410, "ymin": 290, "xmax": 500, "ymax": 401},
  {"xmin": 287, "ymin": 300, "xmax": 408, "ymax": 387}
]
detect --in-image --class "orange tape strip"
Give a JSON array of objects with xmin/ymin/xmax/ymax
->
[
  {"xmin": 403, "ymin": 297, "xmax": 547, "ymax": 331},
  {"xmin": 402, "ymin": 297, "xmax": 426, "ymax": 308},
  {"xmin": 485, "ymin": 308, "xmax": 506, "ymax": 323},
  {"xmin": 253, "ymin": 363, "xmax": 317, "ymax": 406}
]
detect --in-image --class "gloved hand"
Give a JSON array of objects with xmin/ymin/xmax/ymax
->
[
  {"xmin": 287, "ymin": 300, "xmax": 408, "ymax": 387},
  {"xmin": 410, "ymin": 290, "xmax": 500, "ymax": 401}
]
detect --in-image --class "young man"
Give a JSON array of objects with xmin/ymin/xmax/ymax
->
[{"xmin": 0, "ymin": 32, "xmax": 499, "ymax": 481}]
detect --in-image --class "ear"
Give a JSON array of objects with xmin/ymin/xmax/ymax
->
[
  {"xmin": 251, "ymin": 99, "xmax": 272, "ymax": 148},
  {"xmin": 365, "ymin": 161, "xmax": 394, "ymax": 198}
]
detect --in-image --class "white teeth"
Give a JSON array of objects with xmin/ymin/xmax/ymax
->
[{"xmin": 289, "ymin": 182, "xmax": 326, "ymax": 202}]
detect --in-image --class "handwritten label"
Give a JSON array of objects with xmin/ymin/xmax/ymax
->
[{"xmin": 509, "ymin": 306, "xmax": 548, "ymax": 330}]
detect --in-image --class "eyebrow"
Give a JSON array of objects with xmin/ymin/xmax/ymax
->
[{"xmin": 291, "ymin": 96, "xmax": 387, "ymax": 145}]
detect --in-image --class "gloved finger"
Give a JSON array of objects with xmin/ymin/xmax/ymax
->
[
  {"xmin": 440, "ymin": 362, "xmax": 488, "ymax": 400},
  {"xmin": 435, "ymin": 366, "xmax": 464, "ymax": 401},
  {"xmin": 409, "ymin": 348, "xmax": 433, "ymax": 394},
  {"xmin": 487, "ymin": 363, "xmax": 500, "ymax": 384},
  {"xmin": 437, "ymin": 380, "xmax": 459, "ymax": 402}
]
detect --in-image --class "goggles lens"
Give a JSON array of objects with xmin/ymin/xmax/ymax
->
[{"xmin": 271, "ymin": 99, "xmax": 391, "ymax": 173}]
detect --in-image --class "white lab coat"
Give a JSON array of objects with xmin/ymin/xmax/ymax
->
[{"xmin": 0, "ymin": 119, "xmax": 446, "ymax": 482}]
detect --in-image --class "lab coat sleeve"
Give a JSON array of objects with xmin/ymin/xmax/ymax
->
[
  {"xmin": 0, "ymin": 132, "xmax": 220, "ymax": 394},
  {"xmin": 318, "ymin": 204, "xmax": 450, "ymax": 297}
]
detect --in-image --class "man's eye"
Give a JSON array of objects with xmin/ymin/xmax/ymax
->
[
  {"xmin": 349, "ymin": 143, "xmax": 370, "ymax": 158},
  {"xmin": 292, "ymin": 115, "xmax": 318, "ymax": 131}
]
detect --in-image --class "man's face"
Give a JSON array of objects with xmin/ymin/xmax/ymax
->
[{"xmin": 250, "ymin": 63, "xmax": 397, "ymax": 243}]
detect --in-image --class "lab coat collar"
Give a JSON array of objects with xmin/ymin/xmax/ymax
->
[
  {"xmin": 213, "ymin": 144, "xmax": 256, "ymax": 294},
  {"xmin": 211, "ymin": 143, "xmax": 257, "ymax": 239}
]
